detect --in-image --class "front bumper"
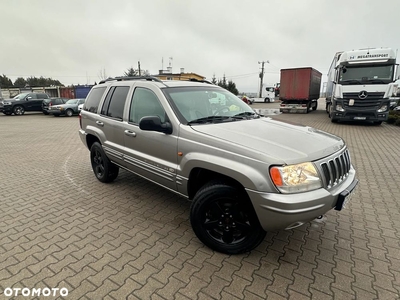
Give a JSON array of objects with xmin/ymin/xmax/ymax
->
[
  {"xmin": 246, "ymin": 168, "xmax": 357, "ymax": 231},
  {"xmin": 331, "ymin": 109, "xmax": 388, "ymax": 121},
  {"xmin": 48, "ymin": 109, "xmax": 65, "ymax": 116}
]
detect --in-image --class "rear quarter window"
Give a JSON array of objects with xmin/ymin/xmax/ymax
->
[{"xmin": 84, "ymin": 87, "xmax": 107, "ymax": 113}]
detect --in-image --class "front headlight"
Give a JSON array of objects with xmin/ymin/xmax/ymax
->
[
  {"xmin": 377, "ymin": 105, "xmax": 388, "ymax": 112},
  {"xmin": 3, "ymin": 101, "xmax": 12, "ymax": 105},
  {"xmin": 270, "ymin": 162, "xmax": 322, "ymax": 194},
  {"xmin": 336, "ymin": 104, "xmax": 345, "ymax": 112}
]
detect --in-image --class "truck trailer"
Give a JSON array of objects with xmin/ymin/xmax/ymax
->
[
  {"xmin": 326, "ymin": 47, "xmax": 398, "ymax": 124},
  {"xmin": 279, "ymin": 67, "xmax": 322, "ymax": 113}
]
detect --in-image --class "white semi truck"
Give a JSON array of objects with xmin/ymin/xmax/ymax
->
[{"xmin": 326, "ymin": 48, "xmax": 398, "ymax": 124}]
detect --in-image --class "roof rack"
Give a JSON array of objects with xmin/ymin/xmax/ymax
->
[
  {"xmin": 99, "ymin": 76, "xmax": 163, "ymax": 84},
  {"xmin": 188, "ymin": 78, "xmax": 213, "ymax": 84}
]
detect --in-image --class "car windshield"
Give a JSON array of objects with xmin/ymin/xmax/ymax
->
[
  {"xmin": 66, "ymin": 99, "xmax": 79, "ymax": 104},
  {"xmin": 13, "ymin": 93, "xmax": 29, "ymax": 100},
  {"xmin": 339, "ymin": 64, "xmax": 394, "ymax": 85},
  {"xmin": 163, "ymin": 86, "xmax": 258, "ymax": 124}
]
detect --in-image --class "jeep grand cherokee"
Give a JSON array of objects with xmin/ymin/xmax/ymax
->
[{"xmin": 78, "ymin": 76, "xmax": 358, "ymax": 254}]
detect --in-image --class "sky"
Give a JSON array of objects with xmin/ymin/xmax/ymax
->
[{"xmin": 1, "ymin": 0, "xmax": 399, "ymax": 93}]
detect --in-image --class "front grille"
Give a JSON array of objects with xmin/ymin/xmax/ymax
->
[
  {"xmin": 343, "ymin": 99, "xmax": 381, "ymax": 109},
  {"xmin": 317, "ymin": 148, "xmax": 351, "ymax": 189},
  {"xmin": 343, "ymin": 92, "xmax": 385, "ymax": 100}
]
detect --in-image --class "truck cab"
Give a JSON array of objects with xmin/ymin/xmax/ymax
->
[{"xmin": 326, "ymin": 48, "xmax": 398, "ymax": 124}]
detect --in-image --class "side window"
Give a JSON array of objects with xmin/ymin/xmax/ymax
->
[
  {"xmin": 100, "ymin": 87, "xmax": 115, "ymax": 115},
  {"xmin": 84, "ymin": 87, "xmax": 106, "ymax": 113},
  {"xmin": 55, "ymin": 99, "xmax": 63, "ymax": 105},
  {"xmin": 28, "ymin": 94, "xmax": 37, "ymax": 100},
  {"xmin": 129, "ymin": 88, "xmax": 165, "ymax": 124},
  {"xmin": 101, "ymin": 86, "xmax": 129, "ymax": 120}
]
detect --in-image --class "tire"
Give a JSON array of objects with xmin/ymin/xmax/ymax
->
[
  {"xmin": 373, "ymin": 121, "xmax": 382, "ymax": 125},
  {"xmin": 43, "ymin": 111, "xmax": 49, "ymax": 115},
  {"xmin": 3, "ymin": 112, "xmax": 12, "ymax": 116},
  {"xmin": 90, "ymin": 142, "xmax": 119, "ymax": 183},
  {"xmin": 331, "ymin": 117, "xmax": 338, "ymax": 123},
  {"xmin": 264, "ymin": 98, "xmax": 270, "ymax": 103},
  {"xmin": 65, "ymin": 109, "xmax": 73, "ymax": 117},
  {"xmin": 190, "ymin": 181, "xmax": 266, "ymax": 254},
  {"xmin": 13, "ymin": 106, "xmax": 25, "ymax": 116},
  {"xmin": 327, "ymin": 104, "xmax": 332, "ymax": 118},
  {"xmin": 312, "ymin": 102, "xmax": 318, "ymax": 111}
]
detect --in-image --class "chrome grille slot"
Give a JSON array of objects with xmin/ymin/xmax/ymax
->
[{"xmin": 318, "ymin": 149, "xmax": 351, "ymax": 189}]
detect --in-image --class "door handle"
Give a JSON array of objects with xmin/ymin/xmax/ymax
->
[
  {"xmin": 96, "ymin": 121, "xmax": 104, "ymax": 127},
  {"xmin": 124, "ymin": 130, "xmax": 136, "ymax": 137}
]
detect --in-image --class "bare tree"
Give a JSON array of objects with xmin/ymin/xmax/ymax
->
[{"xmin": 98, "ymin": 68, "xmax": 108, "ymax": 80}]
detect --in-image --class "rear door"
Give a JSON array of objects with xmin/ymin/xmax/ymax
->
[
  {"xmin": 97, "ymin": 86, "xmax": 130, "ymax": 167},
  {"xmin": 122, "ymin": 86, "xmax": 178, "ymax": 191}
]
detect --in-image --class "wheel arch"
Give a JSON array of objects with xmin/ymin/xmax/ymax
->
[{"xmin": 187, "ymin": 168, "xmax": 245, "ymax": 200}]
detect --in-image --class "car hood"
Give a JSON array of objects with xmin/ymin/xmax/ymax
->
[{"xmin": 190, "ymin": 117, "xmax": 345, "ymax": 164}]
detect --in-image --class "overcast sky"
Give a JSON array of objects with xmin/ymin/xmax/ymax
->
[{"xmin": 1, "ymin": 0, "xmax": 399, "ymax": 92}]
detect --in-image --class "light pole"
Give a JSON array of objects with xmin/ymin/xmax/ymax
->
[{"xmin": 258, "ymin": 60, "xmax": 269, "ymax": 98}]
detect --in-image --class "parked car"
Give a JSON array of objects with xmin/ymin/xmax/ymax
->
[
  {"xmin": 78, "ymin": 76, "xmax": 358, "ymax": 254},
  {"xmin": 1, "ymin": 92, "xmax": 50, "ymax": 115},
  {"xmin": 240, "ymin": 95, "xmax": 253, "ymax": 105},
  {"xmin": 78, "ymin": 103, "xmax": 84, "ymax": 113},
  {"xmin": 42, "ymin": 98, "xmax": 69, "ymax": 115},
  {"xmin": 48, "ymin": 98, "xmax": 86, "ymax": 117}
]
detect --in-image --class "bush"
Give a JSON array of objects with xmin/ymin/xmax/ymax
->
[{"xmin": 386, "ymin": 110, "xmax": 400, "ymax": 125}]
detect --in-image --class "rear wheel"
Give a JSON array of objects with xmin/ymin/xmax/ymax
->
[
  {"xmin": 190, "ymin": 181, "xmax": 266, "ymax": 254},
  {"xmin": 90, "ymin": 142, "xmax": 119, "ymax": 183},
  {"xmin": 13, "ymin": 106, "xmax": 25, "ymax": 115},
  {"xmin": 312, "ymin": 101, "xmax": 318, "ymax": 111}
]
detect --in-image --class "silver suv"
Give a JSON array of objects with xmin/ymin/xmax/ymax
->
[{"xmin": 79, "ymin": 76, "xmax": 358, "ymax": 254}]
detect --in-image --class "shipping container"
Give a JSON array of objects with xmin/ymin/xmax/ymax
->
[
  {"xmin": 279, "ymin": 67, "xmax": 322, "ymax": 113},
  {"xmin": 60, "ymin": 87, "xmax": 75, "ymax": 99},
  {"xmin": 74, "ymin": 85, "xmax": 93, "ymax": 99}
]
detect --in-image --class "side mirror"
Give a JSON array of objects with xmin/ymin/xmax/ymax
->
[
  {"xmin": 139, "ymin": 116, "xmax": 172, "ymax": 134},
  {"xmin": 26, "ymin": 97, "xmax": 32, "ymax": 100}
]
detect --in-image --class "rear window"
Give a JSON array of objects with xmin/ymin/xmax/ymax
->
[{"xmin": 84, "ymin": 87, "xmax": 106, "ymax": 113}]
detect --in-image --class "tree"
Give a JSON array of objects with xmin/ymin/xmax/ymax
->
[
  {"xmin": 25, "ymin": 76, "xmax": 64, "ymax": 87},
  {"xmin": 98, "ymin": 68, "xmax": 108, "ymax": 80},
  {"xmin": 211, "ymin": 74, "xmax": 217, "ymax": 85},
  {"xmin": 13, "ymin": 77, "xmax": 27, "ymax": 88},
  {"xmin": 0, "ymin": 74, "xmax": 13, "ymax": 88},
  {"xmin": 215, "ymin": 74, "xmax": 238, "ymax": 95},
  {"xmin": 124, "ymin": 67, "xmax": 138, "ymax": 77},
  {"xmin": 227, "ymin": 80, "xmax": 239, "ymax": 95},
  {"xmin": 123, "ymin": 67, "xmax": 150, "ymax": 77}
]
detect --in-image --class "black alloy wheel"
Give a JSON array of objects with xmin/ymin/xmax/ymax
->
[
  {"xmin": 90, "ymin": 142, "xmax": 119, "ymax": 183},
  {"xmin": 190, "ymin": 181, "xmax": 266, "ymax": 254},
  {"xmin": 13, "ymin": 106, "xmax": 25, "ymax": 115}
]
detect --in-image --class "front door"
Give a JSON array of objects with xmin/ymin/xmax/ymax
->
[{"xmin": 123, "ymin": 86, "xmax": 178, "ymax": 191}]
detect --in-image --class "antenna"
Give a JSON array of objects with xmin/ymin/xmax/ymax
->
[{"xmin": 169, "ymin": 57, "xmax": 173, "ymax": 68}]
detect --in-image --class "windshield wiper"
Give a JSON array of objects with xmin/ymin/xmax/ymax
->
[
  {"xmin": 187, "ymin": 116, "xmax": 232, "ymax": 124},
  {"xmin": 339, "ymin": 79, "xmax": 362, "ymax": 85},
  {"xmin": 362, "ymin": 79, "xmax": 387, "ymax": 84},
  {"xmin": 233, "ymin": 111, "xmax": 260, "ymax": 119}
]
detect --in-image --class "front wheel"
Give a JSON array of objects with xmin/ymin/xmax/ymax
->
[
  {"xmin": 65, "ymin": 109, "xmax": 74, "ymax": 117},
  {"xmin": 13, "ymin": 106, "xmax": 25, "ymax": 115},
  {"xmin": 190, "ymin": 181, "xmax": 266, "ymax": 254},
  {"xmin": 264, "ymin": 98, "xmax": 270, "ymax": 103},
  {"xmin": 90, "ymin": 142, "xmax": 119, "ymax": 183}
]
